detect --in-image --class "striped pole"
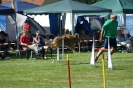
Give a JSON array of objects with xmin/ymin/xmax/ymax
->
[
  {"xmin": 67, "ymin": 54, "xmax": 71, "ymax": 88},
  {"xmin": 102, "ymin": 53, "xmax": 106, "ymax": 88}
]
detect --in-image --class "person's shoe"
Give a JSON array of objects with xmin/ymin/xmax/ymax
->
[
  {"xmin": 44, "ymin": 56, "xmax": 47, "ymax": 59},
  {"xmin": 94, "ymin": 56, "xmax": 98, "ymax": 62},
  {"xmin": 44, "ymin": 55, "xmax": 47, "ymax": 59}
]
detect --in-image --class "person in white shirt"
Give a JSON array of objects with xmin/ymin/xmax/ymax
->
[
  {"xmin": 116, "ymin": 29, "xmax": 133, "ymax": 53},
  {"xmin": 43, "ymin": 33, "xmax": 52, "ymax": 59}
]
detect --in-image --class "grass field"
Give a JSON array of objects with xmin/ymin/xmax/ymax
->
[{"xmin": 0, "ymin": 52, "xmax": 133, "ymax": 88}]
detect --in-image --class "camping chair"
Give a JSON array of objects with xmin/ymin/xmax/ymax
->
[
  {"xmin": 30, "ymin": 46, "xmax": 43, "ymax": 59},
  {"xmin": 31, "ymin": 45, "xmax": 53, "ymax": 59},
  {"xmin": 29, "ymin": 45, "xmax": 53, "ymax": 59},
  {"xmin": 19, "ymin": 45, "xmax": 31, "ymax": 60},
  {"xmin": 43, "ymin": 47, "xmax": 53, "ymax": 59},
  {"xmin": 117, "ymin": 43, "xmax": 127, "ymax": 53}
]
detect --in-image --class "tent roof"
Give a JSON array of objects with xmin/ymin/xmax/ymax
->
[
  {"xmin": 0, "ymin": 5, "xmax": 14, "ymax": 15},
  {"xmin": 2, "ymin": 1, "xmax": 39, "ymax": 14},
  {"xmin": 92, "ymin": 0, "xmax": 133, "ymax": 14},
  {"xmin": 24, "ymin": 0, "xmax": 112, "ymax": 14}
]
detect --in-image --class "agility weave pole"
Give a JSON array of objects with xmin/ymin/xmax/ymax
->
[
  {"xmin": 56, "ymin": 36, "xmax": 64, "ymax": 62},
  {"xmin": 90, "ymin": 36, "xmax": 113, "ymax": 69},
  {"xmin": 107, "ymin": 38, "xmax": 113, "ymax": 69},
  {"xmin": 57, "ymin": 47, "xmax": 60, "ymax": 61},
  {"xmin": 90, "ymin": 35, "xmax": 95, "ymax": 66}
]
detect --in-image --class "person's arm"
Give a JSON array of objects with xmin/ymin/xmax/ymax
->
[
  {"xmin": 116, "ymin": 36, "xmax": 120, "ymax": 42},
  {"xmin": 99, "ymin": 28, "xmax": 104, "ymax": 42},
  {"xmin": 117, "ymin": 36, "xmax": 123, "ymax": 42},
  {"xmin": 20, "ymin": 42, "xmax": 27, "ymax": 46},
  {"xmin": 20, "ymin": 36, "xmax": 27, "ymax": 46},
  {"xmin": 33, "ymin": 37, "xmax": 40, "ymax": 44},
  {"xmin": 99, "ymin": 20, "xmax": 110, "ymax": 42}
]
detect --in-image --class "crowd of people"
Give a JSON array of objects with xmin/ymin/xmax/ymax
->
[
  {"xmin": 0, "ymin": 14, "xmax": 133, "ymax": 61},
  {"xmin": 20, "ymin": 29, "xmax": 52, "ymax": 59}
]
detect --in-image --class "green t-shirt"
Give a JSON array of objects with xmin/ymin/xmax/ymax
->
[{"xmin": 102, "ymin": 19, "xmax": 118, "ymax": 38}]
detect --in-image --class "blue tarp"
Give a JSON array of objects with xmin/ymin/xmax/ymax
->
[
  {"xmin": 117, "ymin": 15, "xmax": 133, "ymax": 36},
  {"xmin": 75, "ymin": 16, "xmax": 102, "ymax": 35},
  {"xmin": 0, "ymin": 16, "xmax": 6, "ymax": 31},
  {"xmin": 49, "ymin": 15, "xmax": 59, "ymax": 36},
  {"xmin": 0, "ymin": 5, "xmax": 14, "ymax": 15},
  {"xmin": 75, "ymin": 15, "xmax": 133, "ymax": 36},
  {"xmin": 75, "ymin": 16, "xmax": 91, "ymax": 35},
  {"xmin": 126, "ymin": 16, "xmax": 133, "ymax": 36},
  {"xmin": 1, "ymin": 0, "xmax": 38, "ymax": 14}
]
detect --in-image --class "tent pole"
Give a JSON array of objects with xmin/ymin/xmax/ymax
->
[
  {"xmin": 121, "ymin": 13, "xmax": 126, "ymax": 27},
  {"xmin": 72, "ymin": 13, "xmax": 75, "ymax": 35}
]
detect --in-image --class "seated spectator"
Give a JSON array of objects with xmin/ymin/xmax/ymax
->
[
  {"xmin": 116, "ymin": 29, "xmax": 133, "ymax": 53},
  {"xmin": 43, "ymin": 33, "xmax": 52, "ymax": 59},
  {"xmin": 0, "ymin": 31, "xmax": 10, "ymax": 59},
  {"xmin": 79, "ymin": 29, "xmax": 89, "ymax": 51},
  {"xmin": 0, "ymin": 31, "xmax": 9, "ymax": 51},
  {"xmin": 33, "ymin": 31, "xmax": 45, "ymax": 47},
  {"xmin": 27, "ymin": 30, "xmax": 34, "ymax": 42},
  {"xmin": 79, "ymin": 29, "xmax": 89, "ymax": 40},
  {"xmin": 33, "ymin": 31, "xmax": 47, "ymax": 59},
  {"xmin": 0, "ymin": 31, "xmax": 8, "ymax": 43},
  {"xmin": 20, "ymin": 30, "xmax": 40, "ymax": 59}
]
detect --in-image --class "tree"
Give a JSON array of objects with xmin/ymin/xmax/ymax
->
[{"xmin": 74, "ymin": 0, "xmax": 101, "ymax": 4}]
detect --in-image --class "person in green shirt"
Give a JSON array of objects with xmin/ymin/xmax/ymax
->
[{"xmin": 95, "ymin": 14, "xmax": 118, "ymax": 62}]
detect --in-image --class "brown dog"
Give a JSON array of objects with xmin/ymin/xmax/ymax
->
[{"xmin": 50, "ymin": 33, "xmax": 80, "ymax": 50}]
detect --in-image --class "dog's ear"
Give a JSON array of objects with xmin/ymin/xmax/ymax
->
[{"xmin": 74, "ymin": 33, "xmax": 79, "ymax": 38}]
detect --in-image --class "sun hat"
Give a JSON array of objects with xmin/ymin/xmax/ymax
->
[{"xmin": 36, "ymin": 30, "xmax": 40, "ymax": 34}]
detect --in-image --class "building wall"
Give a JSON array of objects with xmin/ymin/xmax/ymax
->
[
  {"xmin": 1, "ymin": 0, "xmax": 10, "ymax": 3},
  {"xmin": 0, "ymin": 0, "xmax": 44, "ymax": 6}
]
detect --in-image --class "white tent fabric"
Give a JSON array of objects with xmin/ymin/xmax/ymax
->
[
  {"xmin": 63, "ymin": 13, "xmax": 78, "ymax": 34},
  {"xmin": 90, "ymin": 19, "xmax": 102, "ymax": 30},
  {"xmin": 34, "ymin": 15, "xmax": 50, "ymax": 27},
  {"xmin": 6, "ymin": 14, "xmax": 27, "ymax": 41},
  {"xmin": 64, "ymin": 13, "xmax": 73, "ymax": 32},
  {"xmin": 34, "ymin": 15, "xmax": 50, "ymax": 33},
  {"xmin": 126, "ymin": 14, "xmax": 133, "ymax": 36}
]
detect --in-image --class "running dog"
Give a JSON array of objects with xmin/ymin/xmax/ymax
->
[{"xmin": 50, "ymin": 33, "xmax": 80, "ymax": 51}]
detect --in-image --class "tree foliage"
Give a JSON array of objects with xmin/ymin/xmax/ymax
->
[{"xmin": 74, "ymin": 0, "xmax": 101, "ymax": 4}]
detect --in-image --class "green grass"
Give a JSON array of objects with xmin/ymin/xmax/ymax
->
[{"xmin": 0, "ymin": 52, "xmax": 133, "ymax": 88}]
